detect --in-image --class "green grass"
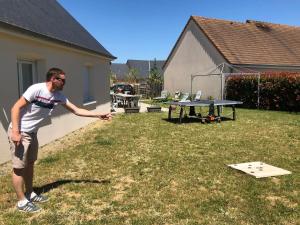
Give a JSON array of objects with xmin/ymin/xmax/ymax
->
[{"xmin": 0, "ymin": 108, "xmax": 299, "ymax": 225}]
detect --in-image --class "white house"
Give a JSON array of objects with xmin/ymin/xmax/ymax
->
[
  {"xmin": 163, "ymin": 16, "xmax": 300, "ymax": 99},
  {"xmin": 0, "ymin": 0, "xmax": 116, "ymax": 164}
]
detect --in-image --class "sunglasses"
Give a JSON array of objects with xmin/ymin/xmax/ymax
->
[{"xmin": 55, "ymin": 77, "xmax": 66, "ymax": 84}]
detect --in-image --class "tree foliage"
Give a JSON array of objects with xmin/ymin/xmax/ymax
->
[
  {"xmin": 125, "ymin": 68, "xmax": 140, "ymax": 83},
  {"xmin": 109, "ymin": 71, "xmax": 117, "ymax": 85},
  {"xmin": 226, "ymin": 71, "xmax": 300, "ymax": 111},
  {"xmin": 147, "ymin": 59, "xmax": 163, "ymax": 98}
]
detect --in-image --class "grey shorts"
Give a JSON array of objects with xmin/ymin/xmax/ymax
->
[{"xmin": 7, "ymin": 127, "xmax": 39, "ymax": 169}]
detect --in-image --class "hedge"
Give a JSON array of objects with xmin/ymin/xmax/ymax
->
[{"xmin": 226, "ymin": 72, "xmax": 300, "ymax": 111}]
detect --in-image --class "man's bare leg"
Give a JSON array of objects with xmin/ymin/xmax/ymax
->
[
  {"xmin": 12, "ymin": 168, "xmax": 26, "ymax": 201},
  {"xmin": 24, "ymin": 162, "xmax": 34, "ymax": 196}
]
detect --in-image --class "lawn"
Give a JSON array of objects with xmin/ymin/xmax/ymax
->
[{"xmin": 0, "ymin": 108, "xmax": 299, "ymax": 225}]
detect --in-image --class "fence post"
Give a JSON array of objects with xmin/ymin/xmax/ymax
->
[
  {"xmin": 257, "ymin": 73, "xmax": 260, "ymax": 109},
  {"xmin": 221, "ymin": 73, "xmax": 224, "ymax": 100},
  {"xmin": 190, "ymin": 75, "xmax": 193, "ymax": 96}
]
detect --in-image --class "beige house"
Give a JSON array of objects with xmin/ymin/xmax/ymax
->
[
  {"xmin": 0, "ymin": 0, "xmax": 116, "ymax": 164},
  {"xmin": 163, "ymin": 16, "xmax": 300, "ymax": 99}
]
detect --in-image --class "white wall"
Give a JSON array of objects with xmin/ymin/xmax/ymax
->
[
  {"xmin": 0, "ymin": 29, "xmax": 112, "ymax": 164},
  {"xmin": 163, "ymin": 20, "xmax": 227, "ymax": 99}
]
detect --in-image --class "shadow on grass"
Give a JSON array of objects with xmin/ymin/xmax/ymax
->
[
  {"xmin": 162, "ymin": 118, "xmax": 203, "ymax": 124},
  {"xmin": 34, "ymin": 179, "xmax": 110, "ymax": 194},
  {"xmin": 162, "ymin": 116, "xmax": 234, "ymax": 124}
]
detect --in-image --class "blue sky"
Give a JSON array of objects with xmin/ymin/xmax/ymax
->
[{"xmin": 58, "ymin": 0, "xmax": 300, "ymax": 63}]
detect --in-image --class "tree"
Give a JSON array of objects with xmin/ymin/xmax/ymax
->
[
  {"xmin": 109, "ymin": 71, "xmax": 117, "ymax": 86},
  {"xmin": 125, "ymin": 68, "xmax": 140, "ymax": 83},
  {"xmin": 147, "ymin": 58, "xmax": 163, "ymax": 98}
]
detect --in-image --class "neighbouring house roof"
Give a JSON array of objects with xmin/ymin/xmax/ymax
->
[
  {"xmin": 111, "ymin": 63, "xmax": 129, "ymax": 80},
  {"xmin": 0, "ymin": 0, "xmax": 116, "ymax": 59},
  {"xmin": 192, "ymin": 16, "xmax": 300, "ymax": 67},
  {"xmin": 127, "ymin": 59, "xmax": 165, "ymax": 79},
  {"xmin": 111, "ymin": 59, "xmax": 165, "ymax": 81}
]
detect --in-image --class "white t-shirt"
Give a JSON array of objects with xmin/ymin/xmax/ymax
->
[{"xmin": 14, "ymin": 83, "xmax": 68, "ymax": 133}]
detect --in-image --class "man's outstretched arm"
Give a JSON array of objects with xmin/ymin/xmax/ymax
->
[{"xmin": 63, "ymin": 101, "xmax": 112, "ymax": 120}]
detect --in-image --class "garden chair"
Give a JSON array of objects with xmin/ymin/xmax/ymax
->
[
  {"xmin": 173, "ymin": 91, "xmax": 181, "ymax": 101},
  {"xmin": 179, "ymin": 92, "xmax": 190, "ymax": 102},
  {"xmin": 194, "ymin": 90, "xmax": 202, "ymax": 101},
  {"xmin": 178, "ymin": 92, "xmax": 193, "ymax": 118},
  {"xmin": 153, "ymin": 90, "xmax": 168, "ymax": 101},
  {"xmin": 170, "ymin": 91, "xmax": 190, "ymax": 114},
  {"xmin": 111, "ymin": 94, "xmax": 119, "ymax": 112}
]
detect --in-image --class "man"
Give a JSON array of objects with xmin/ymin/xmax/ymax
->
[{"xmin": 8, "ymin": 67, "xmax": 112, "ymax": 213}]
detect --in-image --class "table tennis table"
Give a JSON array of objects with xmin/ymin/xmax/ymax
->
[{"xmin": 166, "ymin": 100, "xmax": 243, "ymax": 123}]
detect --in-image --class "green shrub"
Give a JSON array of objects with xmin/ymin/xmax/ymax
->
[{"xmin": 226, "ymin": 72, "xmax": 300, "ymax": 111}]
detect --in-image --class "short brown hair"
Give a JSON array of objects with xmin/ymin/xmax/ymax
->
[{"xmin": 46, "ymin": 68, "xmax": 65, "ymax": 81}]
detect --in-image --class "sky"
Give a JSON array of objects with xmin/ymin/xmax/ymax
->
[{"xmin": 58, "ymin": 0, "xmax": 300, "ymax": 63}]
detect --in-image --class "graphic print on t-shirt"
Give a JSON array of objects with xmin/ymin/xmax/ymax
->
[{"xmin": 31, "ymin": 96, "xmax": 64, "ymax": 109}]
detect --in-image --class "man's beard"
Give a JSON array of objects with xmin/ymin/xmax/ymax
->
[{"xmin": 54, "ymin": 84, "xmax": 64, "ymax": 91}]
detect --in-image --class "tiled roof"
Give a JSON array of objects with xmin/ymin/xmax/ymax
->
[
  {"xmin": 111, "ymin": 60, "xmax": 166, "ymax": 80},
  {"xmin": 0, "ymin": 0, "xmax": 115, "ymax": 59},
  {"xmin": 111, "ymin": 63, "xmax": 129, "ymax": 80},
  {"xmin": 192, "ymin": 16, "xmax": 300, "ymax": 66}
]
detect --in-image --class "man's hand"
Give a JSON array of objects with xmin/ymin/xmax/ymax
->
[
  {"xmin": 98, "ymin": 113, "xmax": 112, "ymax": 120},
  {"xmin": 11, "ymin": 130, "xmax": 21, "ymax": 146}
]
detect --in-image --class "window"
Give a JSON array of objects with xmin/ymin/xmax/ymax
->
[
  {"xmin": 17, "ymin": 60, "xmax": 37, "ymax": 96},
  {"xmin": 83, "ymin": 66, "xmax": 95, "ymax": 104}
]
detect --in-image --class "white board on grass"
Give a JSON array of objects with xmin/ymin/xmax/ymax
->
[{"xmin": 228, "ymin": 161, "xmax": 291, "ymax": 178}]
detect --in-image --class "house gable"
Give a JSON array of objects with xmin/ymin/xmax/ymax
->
[{"xmin": 163, "ymin": 19, "xmax": 226, "ymax": 96}]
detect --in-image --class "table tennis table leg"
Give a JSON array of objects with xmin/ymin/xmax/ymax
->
[
  {"xmin": 217, "ymin": 105, "xmax": 220, "ymax": 117},
  {"xmin": 209, "ymin": 104, "xmax": 214, "ymax": 116},
  {"xmin": 189, "ymin": 106, "xmax": 196, "ymax": 116},
  {"xmin": 232, "ymin": 106, "xmax": 236, "ymax": 120},
  {"xmin": 216, "ymin": 105, "xmax": 221, "ymax": 122},
  {"xmin": 168, "ymin": 105, "xmax": 172, "ymax": 120}
]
